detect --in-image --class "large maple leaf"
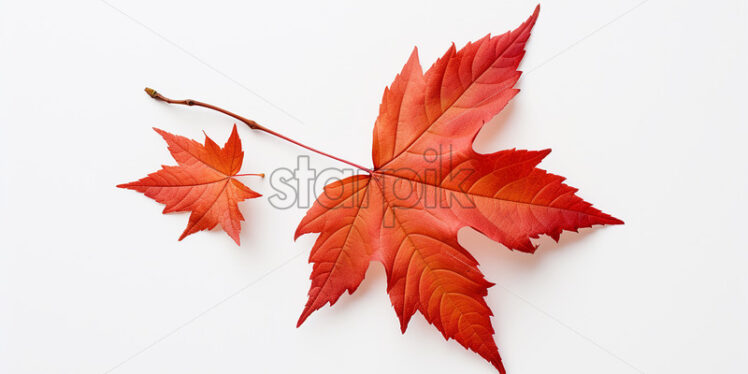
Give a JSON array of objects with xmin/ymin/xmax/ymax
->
[
  {"xmin": 118, "ymin": 124, "xmax": 261, "ymax": 244},
  {"xmin": 295, "ymin": 5, "xmax": 622, "ymax": 372}
]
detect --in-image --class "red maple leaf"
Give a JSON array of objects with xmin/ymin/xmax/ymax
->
[
  {"xmin": 295, "ymin": 5, "xmax": 622, "ymax": 372},
  {"xmin": 118, "ymin": 124, "xmax": 261, "ymax": 244}
]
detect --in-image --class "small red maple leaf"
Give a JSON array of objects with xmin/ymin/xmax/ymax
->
[
  {"xmin": 118, "ymin": 124, "xmax": 261, "ymax": 244},
  {"xmin": 295, "ymin": 5, "xmax": 622, "ymax": 372}
]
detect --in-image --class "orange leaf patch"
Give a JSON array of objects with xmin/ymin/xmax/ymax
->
[
  {"xmin": 118, "ymin": 125, "xmax": 261, "ymax": 244},
  {"xmin": 295, "ymin": 5, "xmax": 622, "ymax": 372}
]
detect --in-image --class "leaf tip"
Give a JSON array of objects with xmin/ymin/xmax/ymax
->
[
  {"xmin": 293, "ymin": 225, "xmax": 305, "ymax": 241},
  {"xmin": 178, "ymin": 229, "xmax": 190, "ymax": 242},
  {"xmin": 399, "ymin": 322, "xmax": 408, "ymax": 334},
  {"xmin": 492, "ymin": 358, "xmax": 507, "ymax": 374},
  {"xmin": 152, "ymin": 127, "xmax": 169, "ymax": 138},
  {"xmin": 609, "ymin": 216, "xmax": 625, "ymax": 225},
  {"xmin": 297, "ymin": 310, "xmax": 312, "ymax": 328}
]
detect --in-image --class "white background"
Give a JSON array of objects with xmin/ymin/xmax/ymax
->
[{"xmin": 1, "ymin": 1, "xmax": 747, "ymax": 373}]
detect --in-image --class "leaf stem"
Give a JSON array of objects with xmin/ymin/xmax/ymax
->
[
  {"xmin": 144, "ymin": 88, "xmax": 373, "ymax": 174},
  {"xmin": 234, "ymin": 173, "xmax": 265, "ymax": 178}
]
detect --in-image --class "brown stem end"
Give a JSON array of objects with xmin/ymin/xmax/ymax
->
[{"xmin": 144, "ymin": 87, "xmax": 158, "ymax": 98}]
